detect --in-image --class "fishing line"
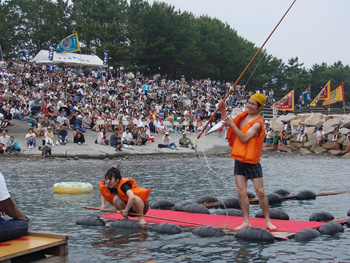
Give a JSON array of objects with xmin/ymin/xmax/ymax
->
[
  {"xmin": 200, "ymin": 149, "xmax": 231, "ymax": 230},
  {"xmin": 243, "ymin": 53, "xmax": 266, "ymax": 88}
]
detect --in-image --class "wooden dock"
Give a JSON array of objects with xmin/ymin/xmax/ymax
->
[{"xmin": 0, "ymin": 232, "xmax": 68, "ymax": 263}]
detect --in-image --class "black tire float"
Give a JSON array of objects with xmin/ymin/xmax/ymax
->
[
  {"xmin": 266, "ymin": 193, "xmax": 282, "ymax": 204},
  {"xmin": 111, "ymin": 219, "xmax": 142, "ymax": 230},
  {"xmin": 273, "ymin": 189, "xmax": 290, "ymax": 196},
  {"xmin": 219, "ymin": 197, "xmax": 240, "ymax": 209},
  {"xmin": 196, "ymin": 195, "xmax": 218, "ymax": 204},
  {"xmin": 151, "ymin": 223, "xmax": 182, "ymax": 234},
  {"xmin": 192, "ymin": 226, "xmax": 226, "ymax": 237},
  {"xmin": 247, "ymin": 191, "xmax": 255, "ymax": 198},
  {"xmin": 309, "ymin": 211, "xmax": 335, "ymax": 222},
  {"xmin": 318, "ymin": 222, "xmax": 344, "ymax": 235},
  {"xmin": 150, "ymin": 199, "xmax": 175, "ymax": 210},
  {"xmin": 235, "ymin": 227, "xmax": 274, "ymax": 242},
  {"xmin": 178, "ymin": 203, "xmax": 211, "ymax": 214},
  {"xmin": 174, "ymin": 201, "xmax": 194, "ymax": 211},
  {"xmin": 296, "ymin": 190, "xmax": 316, "ymax": 200},
  {"xmin": 347, "ymin": 218, "xmax": 350, "ymax": 227},
  {"xmin": 347, "ymin": 209, "xmax": 350, "ymax": 217},
  {"xmin": 255, "ymin": 208, "xmax": 289, "ymax": 220},
  {"xmin": 294, "ymin": 228, "xmax": 321, "ymax": 242},
  {"xmin": 76, "ymin": 215, "xmax": 105, "ymax": 226},
  {"xmin": 217, "ymin": 209, "xmax": 243, "ymax": 217}
]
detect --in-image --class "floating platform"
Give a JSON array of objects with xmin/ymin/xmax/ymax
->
[
  {"xmin": 0, "ymin": 232, "xmax": 68, "ymax": 263},
  {"xmin": 101, "ymin": 209, "xmax": 325, "ymax": 239}
]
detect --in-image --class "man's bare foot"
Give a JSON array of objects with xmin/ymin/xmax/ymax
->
[
  {"xmin": 233, "ymin": 222, "xmax": 251, "ymax": 231},
  {"xmin": 266, "ymin": 221, "xmax": 277, "ymax": 231},
  {"xmin": 139, "ymin": 217, "xmax": 147, "ymax": 227}
]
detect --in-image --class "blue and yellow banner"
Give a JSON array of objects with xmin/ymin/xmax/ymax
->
[{"xmin": 56, "ymin": 33, "xmax": 80, "ymax": 53}]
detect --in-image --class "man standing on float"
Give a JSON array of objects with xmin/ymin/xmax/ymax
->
[{"xmin": 219, "ymin": 93, "xmax": 276, "ymax": 231}]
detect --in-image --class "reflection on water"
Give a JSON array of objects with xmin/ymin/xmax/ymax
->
[{"xmin": 1, "ymin": 154, "xmax": 350, "ymax": 262}]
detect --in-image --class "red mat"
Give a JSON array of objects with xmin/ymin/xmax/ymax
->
[{"xmin": 101, "ymin": 209, "xmax": 324, "ymax": 233}]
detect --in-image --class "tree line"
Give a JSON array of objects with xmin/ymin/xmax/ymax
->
[{"xmin": 0, "ymin": 0, "xmax": 349, "ymax": 104}]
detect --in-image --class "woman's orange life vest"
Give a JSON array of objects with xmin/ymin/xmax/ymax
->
[
  {"xmin": 226, "ymin": 110, "xmax": 265, "ymax": 164},
  {"xmin": 99, "ymin": 178, "xmax": 151, "ymax": 206}
]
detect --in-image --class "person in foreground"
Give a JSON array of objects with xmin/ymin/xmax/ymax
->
[
  {"xmin": 0, "ymin": 171, "xmax": 30, "ymax": 242},
  {"xmin": 99, "ymin": 166, "xmax": 151, "ymax": 226},
  {"xmin": 219, "ymin": 93, "xmax": 276, "ymax": 231}
]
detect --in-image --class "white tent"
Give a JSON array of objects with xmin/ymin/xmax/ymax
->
[{"xmin": 32, "ymin": 50, "xmax": 107, "ymax": 68}]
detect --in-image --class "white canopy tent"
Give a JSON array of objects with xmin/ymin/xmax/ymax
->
[{"xmin": 32, "ymin": 50, "xmax": 107, "ymax": 68}]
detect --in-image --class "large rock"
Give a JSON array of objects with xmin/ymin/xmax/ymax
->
[
  {"xmin": 304, "ymin": 113, "xmax": 323, "ymax": 127},
  {"xmin": 323, "ymin": 118, "xmax": 342, "ymax": 127},
  {"xmin": 342, "ymin": 152, "xmax": 350, "ymax": 158},
  {"xmin": 269, "ymin": 121, "xmax": 284, "ymax": 133},
  {"xmin": 323, "ymin": 125, "xmax": 335, "ymax": 135},
  {"xmin": 341, "ymin": 118, "xmax": 350, "ymax": 129},
  {"xmin": 322, "ymin": 142, "xmax": 340, "ymax": 150},
  {"xmin": 303, "ymin": 140, "xmax": 314, "ymax": 149},
  {"xmin": 276, "ymin": 113, "xmax": 297, "ymax": 123},
  {"xmin": 298, "ymin": 148, "xmax": 312, "ymax": 155},
  {"xmin": 278, "ymin": 144, "xmax": 293, "ymax": 153},
  {"xmin": 310, "ymin": 145, "xmax": 327, "ymax": 154},
  {"xmin": 328, "ymin": 150, "xmax": 344, "ymax": 156},
  {"xmin": 290, "ymin": 119, "xmax": 302, "ymax": 126},
  {"xmin": 339, "ymin": 127, "xmax": 350, "ymax": 135},
  {"xmin": 306, "ymin": 126, "xmax": 315, "ymax": 134},
  {"xmin": 289, "ymin": 141, "xmax": 303, "ymax": 149}
]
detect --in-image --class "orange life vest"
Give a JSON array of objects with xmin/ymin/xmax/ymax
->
[
  {"xmin": 99, "ymin": 178, "xmax": 151, "ymax": 206},
  {"xmin": 226, "ymin": 110, "xmax": 265, "ymax": 164}
]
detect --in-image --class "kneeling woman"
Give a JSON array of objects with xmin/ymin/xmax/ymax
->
[{"xmin": 99, "ymin": 166, "xmax": 150, "ymax": 226}]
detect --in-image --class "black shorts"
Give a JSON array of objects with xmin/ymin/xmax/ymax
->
[
  {"xmin": 234, "ymin": 159, "xmax": 263, "ymax": 180},
  {"xmin": 129, "ymin": 201, "xmax": 149, "ymax": 217}
]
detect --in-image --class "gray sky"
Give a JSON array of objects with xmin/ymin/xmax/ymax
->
[{"xmin": 146, "ymin": 0, "xmax": 350, "ymax": 69}]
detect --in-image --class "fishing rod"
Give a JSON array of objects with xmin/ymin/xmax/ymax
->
[{"xmin": 196, "ymin": 0, "xmax": 297, "ymax": 141}]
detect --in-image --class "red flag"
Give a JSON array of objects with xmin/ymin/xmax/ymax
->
[
  {"xmin": 271, "ymin": 90, "xmax": 294, "ymax": 111},
  {"xmin": 310, "ymin": 80, "xmax": 330, "ymax": 106}
]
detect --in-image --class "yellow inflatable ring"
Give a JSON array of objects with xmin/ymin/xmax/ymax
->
[{"xmin": 53, "ymin": 182, "xmax": 93, "ymax": 194}]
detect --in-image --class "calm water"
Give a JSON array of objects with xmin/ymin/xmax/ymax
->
[{"xmin": 1, "ymin": 154, "xmax": 349, "ymax": 263}]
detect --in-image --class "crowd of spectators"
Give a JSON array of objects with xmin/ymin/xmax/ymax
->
[{"xmin": 0, "ymin": 59, "xmax": 276, "ymax": 153}]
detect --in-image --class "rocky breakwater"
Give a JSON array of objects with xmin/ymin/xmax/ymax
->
[{"xmin": 267, "ymin": 112, "xmax": 350, "ymax": 158}]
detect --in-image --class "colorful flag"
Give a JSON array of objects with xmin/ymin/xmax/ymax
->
[
  {"xmin": 310, "ymin": 80, "xmax": 330, "ymax": 106},
  {"xmin": 56, "ymin": 33, "xmax": 80, "ymax": 53},
  {"xmin": 271, "ymin": 90, "xmax": 294, "ymax": 111},
  {"xmin": 298, "ymin": 87, "xmax": 311, "ymax": 102},
  {"xmin": 321, "ymin": 84, "xmax": 344, "ymax": 107}
]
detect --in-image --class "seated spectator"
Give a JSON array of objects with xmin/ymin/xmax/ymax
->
[
  {"xmin": 51, "ymin": 116, "xmax": 60, "ymax": 134},
  {"xmin": 73, "ymin": 127, "xmax": 86, "ymax": 145},
  {"xmin": 58, "ymin": 125, "xmax": 68, "ymax": 145},
  {"xmin": 346, "ymin": 132, "xmax": 350, "ymax": 152},
  {"xmin": 179, "ymin": 133, "xmax": 194, "ymax": 148},
  {"xmin": 138, "ymin": 127, "xmax": 148, "ymax": 146},
  {"xmin": 26, "ymin": 111, "xmax": 37, "ymax": 127},
  {"xmin": 38, "ymin": 145, "xmax": 52, "ymax": 158},
  {"xmin": 280, "ymin": 130, "xmax": 288, "ymax": 145},
  {"xmin": 0, "ymin": 172, "xmax": 29, "ymax": 242},
  {"xmin": 42, "ymin": 115, "xmax": 51, "ymax": 129},
  {"xmin": 332, "ymin": 124, "xmax": 340, "ymax": 142},
  {"xmin": 0, "ymin": 130, "xmax": 10, "ymax": 146},
  {"xmin": 57, "ymin": 111, "xmax": 70, "ymax": 128},
  {"xmin": 317, "ymin": 127, "xmax": 327, "ymax": 146},
  {"xmin": 1, "ymin": 108, "xmax": 14, "ymax": 128},
  {"xmin": 82, "ymin": 113, "xmax": 91, "ymax": 128},
  {"xmin": 110, "ymin": 128, "xmax": 122, "ymax": 151},
  {"xmin": 25, "ymin": 128, "xmax": 36, "ymax": 149},
  {"xmin": 45, "ymin": 127, "xmax": 55, "ymax": 147},
  {"xmin": 159, "ymin": 132, "xmax": 177, "ymax": 149},
  {"xmin": 296, "ymin": 122, "xmax": 307, "ymax": 142},
  {"xmin": 96, "ymin": 127, "xmax": 109, "ymax": 145},
  {"xmin": 36, "ymin": 118, "xmax": 45, "ymax": 137},
  {"xmin": 0, "ymin": 143, "xmax": 5, "ymax": 155},
  {"xmin": 272, "ymin": 130, "xmax": 281, "ymax": 151},
  {"xmin": 5, "ymin": 136, "xmax": 21, "ymax": 153},
  {"xmin": 145, "ymin": 125, "xmax": 154, "ymax": 143},
  {"xmin": 122, "ymin": 127, "xmax": 134, "ymax": 145},
  {"xmin": 265, "ymin": 128, "xmax": 273, "ymax": 145}
]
